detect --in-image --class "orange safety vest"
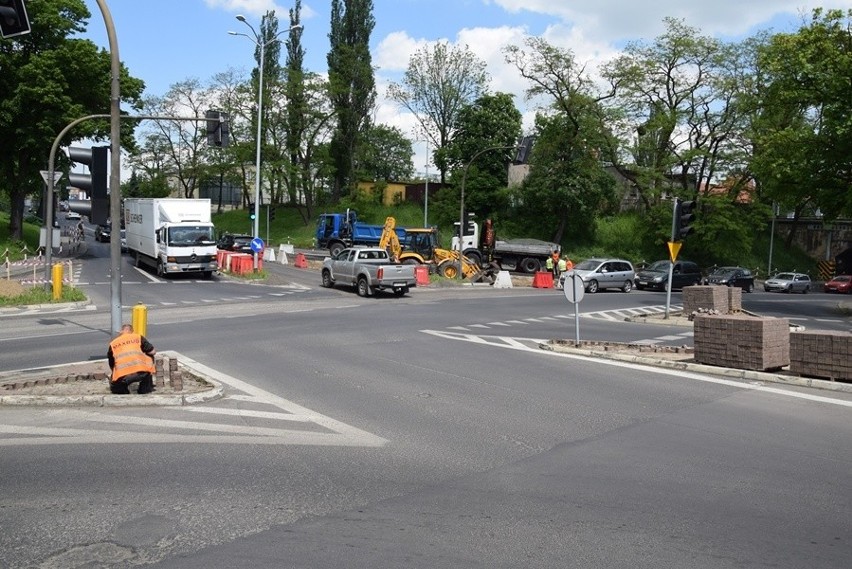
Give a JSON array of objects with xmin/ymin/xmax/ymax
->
[{"xmin": 109, "ymin": 333, "xmax": 155, "ymax": 382}]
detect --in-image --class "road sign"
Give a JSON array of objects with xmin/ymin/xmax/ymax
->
[
  {"xmin": 667, "ymin": 241, "xmax": 682, "ymax": 262},
  {"xmin": 39, "ymin": 170, "xmax": 63, "ymax": 185},
  {"xmin": 250, "ymin": 237, "xmax": 264, "ymax": 253},
  {"xmin": 562, "ymin": 272, "xmax": 583, "ymax": 346},
  {"xmin": 562, "ymin": 272, "xmax": 585, "ymax": 304}
]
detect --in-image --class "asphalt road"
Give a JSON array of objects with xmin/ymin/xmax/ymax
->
[{"xmin": 1, "ymin": 283, "xmax": 851, "ymax": 568}]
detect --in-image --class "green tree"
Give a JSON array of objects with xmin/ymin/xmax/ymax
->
[
  {"xmin": 600, "ymin": 19, "xmax": 742, "ymax": 206},
  {"xmin": 327, "ymin": 0, "xmax": 376, "ymax": 201},
  {"xmin": 444, "ymin": 93, "xmax": 521, "ymax": 221},
  {"xmin": 388, "ymin": 41, "xmax": 489, "ymax": 184},
  {"xmin": 751, "ymin": 8, "xmax": 852, "ymax": 246},
  {"xmin": 505, "ymin": 37, "xmax": 618, "ymax": 243},
  {"xmin": 0, "ymin": 0, "xmax": 144, "ymax": 239},
  {"xmin": 356, "ymin": 124, "xmax": 414, "ymax": 182}
]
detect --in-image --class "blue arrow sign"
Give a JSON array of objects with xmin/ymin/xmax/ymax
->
[{"xmin": 250, "ymin": 237, "xmax": 264, "ymax": 253}]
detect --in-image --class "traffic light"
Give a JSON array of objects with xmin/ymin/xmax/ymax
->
[
  {"xmin": 69, "ymin": 146, "xmax": 109, "ymax": 225},
  {"xmin": 269, "ymin": 206, "xmax": 276, "ymax": 221},
  {"xmin": 206, "ymin": 110, "xmax": 229, "ymax": 148},
  {"xmin": 674, "ymin": 199, "xmax": 696, "ymax": 240},
  {"xmin": 0, "ymin": 0, "xmax": 31, "ymax": 38},
  {"xmin": 247, "ymin": 204, "xmax": 256, "ymax": 221}
]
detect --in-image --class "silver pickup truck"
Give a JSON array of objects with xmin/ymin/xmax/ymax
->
[{"xmin": 320, "ymin": 247, "xmax": 417, "ymax": 297}]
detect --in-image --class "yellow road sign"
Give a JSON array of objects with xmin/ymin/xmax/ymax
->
[{"xmin": 667, "ymin": 241, "xmax": 682, "ymax": 262}]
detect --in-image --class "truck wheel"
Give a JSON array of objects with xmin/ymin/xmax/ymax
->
[
  {"xmin": 202, "ymin": 271, "xmax": 213, "ymax": 280},
  {"xmin": 356, "ymin": 277, "xmax": 370, "ymax": 297},
  {"xmin": 587, "ymin": 280, "xmax": 599, "ymax": 293},
  {"xmin": 519, "ymin": 257, "xmax": 541, "ymax": 273},
  {"xmin": 134, "ymin": 252, "xmax": 141, "ymax": 268},
  {"xmin": 464, "ymin": 250, "xmax": 482, "ymax": 267},
  {"xmin": 157, "ymin": 260, "xmax": 165, "ymax": 278},
  {"xmin": 321, "ymin": 270, "xmax": 333, "ymax": 288},
  {"xmin": 329, "ymin": 242, "xmax": 344, "ymax": 257},
  {"xmin": 402, "ymin": 258, "xmax": 419, "ymax": 266}
]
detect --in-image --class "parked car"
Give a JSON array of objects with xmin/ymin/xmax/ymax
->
[
  {"xmin": 216, "ymin": 233, "xmax": 253, "ymax": 254},
  {"xmin": 764, "ymin": 272, "xmax": 811, "ymax": 293},
  {"xmin": 634, "ymin": 260, "xmax": 702, "ymax": 291},
  {"xmin": 824, "ymin": 274, "xmax": 852, "ymax": 294},
  {"xmin": 95, "ymin": 224, "xmax": 111, "ymax": 242},
  {"xmin": 704, "ymin": 266, "xmax": 755, "ymax": 292},
  {"xmin": 66, "ymin": 211, "xmax": 82, "ymax": 221},
  {"xmin": 572, "ymin": 258, "xmax": 635, "ymax": 293}
]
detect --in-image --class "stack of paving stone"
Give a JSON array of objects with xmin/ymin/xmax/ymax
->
[
  {"xmin": 694, "ymin": 313, "xmax": 790, "ymax": 371},
  {"xmin": 790, "ymin": 330, "xmax": 852, "ymax": 381},
  {"xmin": 683, "ymin": 285, "xmax": 742, "ymax": 314}
]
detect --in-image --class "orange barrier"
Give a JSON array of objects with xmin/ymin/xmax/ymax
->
[
  {"xmin": 532, "ymin": 271, "xmax": 554, "ymax": 288},
  {"xmin": 294, "ymin": 252, "xmax": 308, "ymax": 269},
  {"xmin": 414, "ymin": 265, "xmax": 430, "ymax": 286},
  {"xmin": 229, "ymin": 253, "xmax": 251, "ymax": 275}
]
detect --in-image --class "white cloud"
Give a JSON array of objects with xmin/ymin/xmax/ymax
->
[
  {"xmin": 204, "ymin": 0, "xmax": 317, "ymax": 20},
  {"xmin": 488, "ymin": 0, "xmax": 852, "ymax": 43}
]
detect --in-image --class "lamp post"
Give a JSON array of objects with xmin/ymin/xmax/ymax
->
[
  {"xmin": 423, "ymin": 139, "xmax": 430, "ymax": 227},
  {"xmin": 230, "ymin": 16, "xmax": 302, "ymax": 271},
  {"xmin": 457, "ymin": 144, "xmax": 518, "ymax": 280}
]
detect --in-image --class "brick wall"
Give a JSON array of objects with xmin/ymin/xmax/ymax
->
[
  {"xmin": 790, "ymin": 330, "xmax": 852, "ymax": 381},
  {"xmin": 694, "ymin": 314, "xmax": 790, "ymax": 371}
]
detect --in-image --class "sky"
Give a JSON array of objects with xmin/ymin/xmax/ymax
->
[{"xmin": 78, "ymin": 0, "xmax": 852, "ymax": 175}]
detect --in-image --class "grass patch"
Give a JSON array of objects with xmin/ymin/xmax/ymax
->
[{"xmin": 0, "ymin": 284, "xmax": 87, "ymax": 307}]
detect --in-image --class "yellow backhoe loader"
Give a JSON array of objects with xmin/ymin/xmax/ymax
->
[{"xmin": 379, "ymin": 217, "xmax": 499, "ymax": 282}]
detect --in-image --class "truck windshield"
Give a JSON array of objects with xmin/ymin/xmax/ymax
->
[{"xmin": 168, "ymin": 225, "xmax": 215, "ymax": 246}]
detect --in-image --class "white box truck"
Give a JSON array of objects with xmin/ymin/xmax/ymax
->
[{"xmin": 124, "ymin": 198, "xmax": 218, "ymax": 278}]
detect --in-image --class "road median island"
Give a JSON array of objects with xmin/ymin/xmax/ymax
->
[
  {"xmin": 542, "ymin": 339, "xmax": 852, "ymax": 394},
  {"xmin": 0, "ymin": 351, "xmax": 222, "ymax": 406}
]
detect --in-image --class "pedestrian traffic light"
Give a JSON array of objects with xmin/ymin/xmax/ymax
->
[
  {"xmin": 205, "ymin": 110, "xmax": 229, "ymax": 148},
  {"xmin": 69, "ymin": 146, "xmax": 109, "ymax": 225},
  {"xmin": 674, "ymin": 199, "xmax": 696, "ymax": 240},
  {"xmin": 0, "ymin": 0, "xmax": 31, "ymax": 38}
]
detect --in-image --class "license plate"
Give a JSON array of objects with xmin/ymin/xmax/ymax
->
[
  {"xmin": 639, "ymin": 281, "xmax": 647, "ymax": 286},
  {"xmin": 393, "ymin": 282, "xmax": 406, "ymax": 287}
]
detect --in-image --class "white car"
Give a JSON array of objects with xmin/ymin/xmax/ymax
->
[{"xmin": 66, "ymin": 211, "xmax": 82, "ymax": 220}]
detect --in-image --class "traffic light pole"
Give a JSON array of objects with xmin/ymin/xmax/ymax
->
[
  {"xmin": 46, "ymin": 113, "xmax": 226, "ymax": 333},
  {"xmin": 664, "ymin": 198, "xmax": 679, "ymax": 319}
]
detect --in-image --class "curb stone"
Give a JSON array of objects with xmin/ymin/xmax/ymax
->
[{"xmin": 0, "ymin": 351, "xmax": 224, "ymax": 407}]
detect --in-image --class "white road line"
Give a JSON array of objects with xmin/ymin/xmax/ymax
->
[
  {"xmin": 0, "ymin": 351, "xmax": 388, "ymax": 448},
  {"xmin": 133, "ymin": 266, "xmax": 161, "ymax": 283},
  {"xmin": 421, "ymin": 330, "xmax": 852, "ymax": 409},
  {"xmin": 487, "ymin": 322, "xmax": 511, "ymax": 326}
]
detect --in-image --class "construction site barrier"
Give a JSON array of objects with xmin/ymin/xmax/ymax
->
[
  {"xmin": 294, "ymin": 252, "xmax": 308, "ymax": 269},
  {"xmin": 532, "ymin": 271, "xmax": 554, "ymax": 288},
  {"xmin": 414, "ymin": 265, "xmax": 430, "ymax": 286}
]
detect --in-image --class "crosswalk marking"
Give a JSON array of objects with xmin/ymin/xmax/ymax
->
[{"xmin": 0, "ymin": 352, "xmax": 387, "ymax": 448}]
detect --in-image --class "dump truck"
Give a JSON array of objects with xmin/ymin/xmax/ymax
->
[
  {"xmin": 452, "ymin": 217, "xmax": 560, "ymax": 273},
  {"xmin": 315, "ymin": 210, "xmax": 407, "ymax": 257}
]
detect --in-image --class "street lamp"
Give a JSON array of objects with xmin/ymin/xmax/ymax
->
[
  {"xmin": 457, "ymin": 144, "xmax": 518, "ymax": 280},
  {"xmin": 230, "ymin": 15, "xmax": 302, "ymax": 271}
]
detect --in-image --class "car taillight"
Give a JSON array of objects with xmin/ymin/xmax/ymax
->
[{"xmin": 377, "ymin": 267, "xmax": 384, "ymax": 280}]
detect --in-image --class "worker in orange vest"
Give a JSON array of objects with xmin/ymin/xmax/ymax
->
[{"xmin": 107, "ymin": 324, "xmax": 157, "ymax": 394}]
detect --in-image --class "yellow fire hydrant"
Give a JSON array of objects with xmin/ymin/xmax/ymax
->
[{"xmin": 132, "ymin": 302, "xmax": 148, "ymax": 337}]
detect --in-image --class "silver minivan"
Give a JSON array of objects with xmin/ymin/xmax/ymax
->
[{"xmin": 572, "ymin": 258, "xmax": 636, "ymax": 293}]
